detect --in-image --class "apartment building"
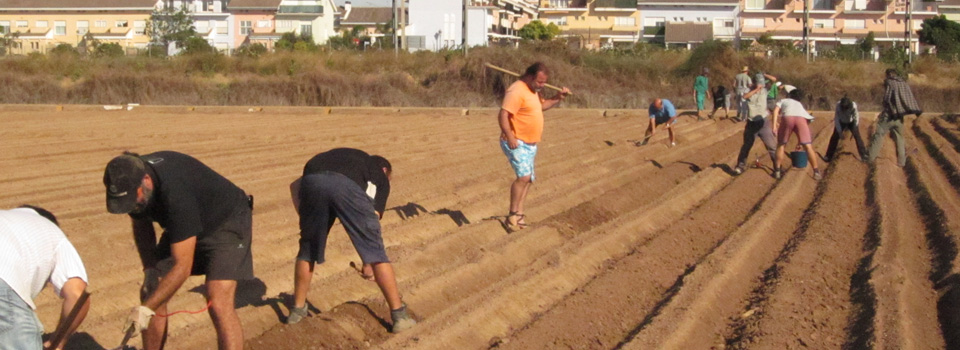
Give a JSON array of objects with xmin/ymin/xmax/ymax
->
[
  {"xmin": 487, "ymin": 0, "xmax": 538, "ymax": 40},
  {"xmin": 537, "ymin": 0, "xmax": 641, "ymax": 49},
  {"xmin": 739, "ymin": 0, "xmax": 939, "ymax": 54},
  {"xmin": 164, "ymin": 0, "xmax": 233, "ymax": 51},
  {"xmin": 0, "ymin": 0, "xmax": 159, "ymax": 54},
  {"xmin": 638, "ymin": 0, "xmax": 739, "ymax": 47},
  {"xmin": 229, "ymin": 0, "xmax": 282, "ymax": 49},
  {"xmin": 337, "ymin": 2, "xmax": 397, "ymax": 40},
  {"xmin": 405, "ymin": 0, "xmax": 492, "ymax": 51},
  {"xmin": 273, "ymin": 0, "xmax": 337, "ymax": 44}
]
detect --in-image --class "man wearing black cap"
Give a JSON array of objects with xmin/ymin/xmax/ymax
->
[
  {"xmin": 286, "ymin": 148, "xmax": 416, "ymax": 333},
  {"xmin": 103, "ymin": 151, "xmax": 253, "ymax": 350}
]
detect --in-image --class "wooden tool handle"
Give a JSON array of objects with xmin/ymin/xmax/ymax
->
[
  {"xmin": 48, "ymin": 291, "xmax": 90, "ymax": 349},
  {"xmin": 484, "ymin": 63, "xmax": 571, "ymax": 95}
]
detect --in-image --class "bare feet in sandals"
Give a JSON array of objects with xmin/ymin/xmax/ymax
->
[{"xmin": 505, "ymin": 212, "xmax": 529, "ymax": 233}]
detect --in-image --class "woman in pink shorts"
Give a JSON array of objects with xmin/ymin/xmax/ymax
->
[{"xmin": 772, "ymin": 88, "xmax": 822, "ymax": 180}]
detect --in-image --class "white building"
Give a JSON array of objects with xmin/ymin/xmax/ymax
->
[
  {"xmin": 406, "ymin": 0, "xmax": 493, "ymax": 51},
  {"xmin": 275, "ymin": 0, "xmax": 338, "ymax": 44},
  {"xmin": 165, "ymin": 0, "xmax": 235, "ymax": 51},
  {"xmin": 637, "ymin": 0, "xmax": 739, "ymax": 46}
]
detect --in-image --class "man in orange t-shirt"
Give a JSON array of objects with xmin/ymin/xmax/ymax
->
[{"xmin": 498, "ymin": 62, "xmax": 571, "ymax": 232}]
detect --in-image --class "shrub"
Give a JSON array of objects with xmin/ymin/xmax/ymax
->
[
  {"xmin": 181, "ymin": 36, "xmax": 216, "ymax": 55},
  {"xmin": 235, "ymin": 43, "xmax": 267, "ymax": 58},
  {"xmin": 49, "ymin": 43, "xmax": 78, "ymax": 56},
  {"xmin": 94, "ymin": 43, "xmax": 124, "ymax": 58}
]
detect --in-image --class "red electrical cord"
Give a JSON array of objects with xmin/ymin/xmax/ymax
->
[{"xmin": 155, "ymin": 300, "xmax": 213, "ymax": 318}]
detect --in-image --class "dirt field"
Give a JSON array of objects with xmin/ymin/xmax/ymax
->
[{"xmin": 2, "ymin": 105, "xmax": 958, "ymax": 350}]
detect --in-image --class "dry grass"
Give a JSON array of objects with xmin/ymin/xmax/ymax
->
[{"xmin": 1, "ymin": 44, "xmax": 959, "ymax": 111}]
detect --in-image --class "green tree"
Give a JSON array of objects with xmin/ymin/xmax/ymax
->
[
  {"xmin": 146, "ymin": 3, "xmax": 197, "ymax": 55},
  {"xmin": 518, "ymin": 20, "xmax": 560, "ymax": 41},
  {"xmin": 0, "ymin": 32, "xmax": 19, "ymax": 56},
  {"xmin": 858, "ymin": 31, "xmax": 876, "ymax": 54},
  {"xmin": 918, "ymin": 15, "xmax": 960, "ymax": 61}
]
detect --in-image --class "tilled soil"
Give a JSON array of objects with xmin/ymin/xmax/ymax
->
[{"xmin": 1, "ymin": 106, "xmax": 956, "ymax": 350}]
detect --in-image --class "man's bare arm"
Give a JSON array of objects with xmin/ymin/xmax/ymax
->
[
  {"xmin": 541, "ymin": 88, "xmax": 570, "ymax": 111},
  {"xmin": 499, "ymin": 108, "xmax": 519, "ymax": 149},
  {"xmin": 132, "ymin": 218, "xmax": 158, "ymax": 270},
  {"xmin": 47, "ymin": 278, "xmax": 90, "ymax": 350},
  {"xmin": 142, "ymin": 237, "xmax": 196, "ymax": 310}
]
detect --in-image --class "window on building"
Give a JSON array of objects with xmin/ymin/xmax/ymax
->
[
  {"xmin": 0, "ymin": 21, "xmax": 9, "ymax": 35},
  {"xmin": 95, "ymin": 20, "xmax": 107, "ymax": 28},
  {"xmin": 36, "ymin": 20, "xmax": 48, "ymax": 28},
  {"xmin": 614, "ymin": 17, "xmax": 636, "ymax": 27},
  {"xmin": 31, "ymin": 42, "xmax": 40, "ymax": 50},
  {"xmin": 813, "ymin": 19, "xmax": 834, "ymax": 28},
  {"xmin": 300, "ymin": 23, "xmax": 312, "ymax": 37},
  {"xmin": 813, "ymin": 0, "xmax": 832, "ymax": 10},
  {"xmin": 216, "ymin": 21, "xmax": 228, "ymax": 34},
  {"xmin": 257, "ymin": 20, "xmax": 271, "ymax": 28},
  {"xmin": 714, "ymin": 18, "xmax": 735, "ymax": 28},
  {"xmin": 277, "ymin": 20, "xmax": 293, "ymax": 29},
  {"xmin": 746, "ymin": 0, "xmax": 765, "ymax": 9},
  {"xmin": 77, "ymin": 21, "xmax": 89, "ymax": 35},
  {"xmin": 744, "ymin": 18, "xmax": 765, "ymax": 27},
  {"xmin": 241, "ymin": 21, "xmax": 253, "ymax": 35},
  {"xmin": 55, "ymin": 21, "xmax": 66, "ymax": 35},
  {"xmin": 116, "ymin": 20, "xmax": 128, "ymax": 28},
  {"xmin": 845, "ymin": 19, "xmax": 865, "ymax": 29},
  {"xmin": 16, "ymin": 20, "xmax": 28, "ymax": 28},
  {"xmin": 643, "ymin": 17, "xmax": 665, "ymax": 27},
  {"xmin": 134, "ymin": 20, "xmax": 146, "ymax": 35},
  {"xmin": 913, "ymin": 19, "xmax": 922, "ymax": 30}
]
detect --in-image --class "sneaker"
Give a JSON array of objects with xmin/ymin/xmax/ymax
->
[
  {"xmin": 733, "ymin": 166, "xmax": 744, "ymax": 175},
  {"xmin": 773, "ymin": 169, "xmax": 782, "ymax": 179},
  {"xmin": 286, "ymin": 305, "xmax": 308, "ymax": 325},
  {"xmin": 390, "ymin": 305, "xmax": 417, "ymax": 333},
  {"xmin": 813, "ymin": 169, "xmax": 823, "ymax": 180}
]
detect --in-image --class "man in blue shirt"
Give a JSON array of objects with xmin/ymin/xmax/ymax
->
[{"xmin": 643, "ymin": 98, "xmax": 679, "ymax": 146}]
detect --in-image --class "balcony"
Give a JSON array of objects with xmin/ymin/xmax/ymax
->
[
  {"xmin": 278, "ymin": 5, "xmax": 323, "ymax": 14},
  {"xmin": 541, "ymin": 0, "xmax": 588, "ymax": 12},
  {"xmin": 594, "ymin": 0, "xmax": 638, "ymax": 11}
]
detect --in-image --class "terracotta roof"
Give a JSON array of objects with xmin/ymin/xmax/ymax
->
[
  {"xmin": 0, "ymin": 0, "xmax": 158, "ymax": 9},
  {"xmin": 741, "ymin": 30, "xmax": 914, "ymax": 40},
  {"xmin": 664, "ymin": 22, "xmax": 713, "ymax": 43},
  {"xmin": 341, "ymin": 7, "xmax": 395, "ymax": 24},
  {"xmin": 638, "ymin": 0, "xmax": 738, "ymax": 5},
  {"xmin": 229, "ymin": 0, "xmax": 281, "ymax": 10}
]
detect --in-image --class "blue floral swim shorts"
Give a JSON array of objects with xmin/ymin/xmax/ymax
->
[{"xmin": 500, "ymin": 139, "xmax": 538, "ymax": 181}]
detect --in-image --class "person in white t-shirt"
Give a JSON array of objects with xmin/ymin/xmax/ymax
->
[
  {"xmin": 0, "ymin": 206, "xmax": 90, "ymax": 350},
  {"xmin": 772, "ymin": 88, "xmax": 822, "ymax": 180}
]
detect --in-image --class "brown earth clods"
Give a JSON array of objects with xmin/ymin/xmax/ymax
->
[{"xmin": 1, "ymin": 105, "xmax": 958, "ymax": 350}]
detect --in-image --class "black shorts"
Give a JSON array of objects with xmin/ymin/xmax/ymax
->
[
  {"xmin": 296, "ymin": 172, "xmax": 390, "ymax": 265},
  {"xmin": 157, "ymin": 203, "xmax": 254, "ymax": 281}
]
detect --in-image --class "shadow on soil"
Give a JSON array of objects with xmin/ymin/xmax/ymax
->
[
  {"xmin": 390, "ymin": 202, "xmax": 471, "ymax": 227},
  {"xmin": 903, "ymin": 157, "xmax": 960, "ymax": 348}
]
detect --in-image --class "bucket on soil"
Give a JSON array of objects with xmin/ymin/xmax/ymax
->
[{"xmin": 791, "ymin": 150, "xmax": 809, "ymax": 168}]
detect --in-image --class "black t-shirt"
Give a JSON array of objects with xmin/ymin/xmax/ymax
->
[
  {"xmin": 130, "ymin": 151, "xmax": 248, "ymax": 245},
  {"xmin": 303, "ymin": 148, "xmax": 390, "ymax": 215}
]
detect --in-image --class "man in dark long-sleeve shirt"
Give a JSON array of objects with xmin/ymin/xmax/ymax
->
[
  {"xmin": 867, "ymin": 69, "xmax": 923, "ymax": 167},
  {"xmin": 285, "ymin": 148, "xmax": 415, "ymax": 333}
]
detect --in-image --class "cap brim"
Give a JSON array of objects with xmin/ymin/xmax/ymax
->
[{"xmin": 106, "ymin": 192, "xmax": 138, "ymax": 214}]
